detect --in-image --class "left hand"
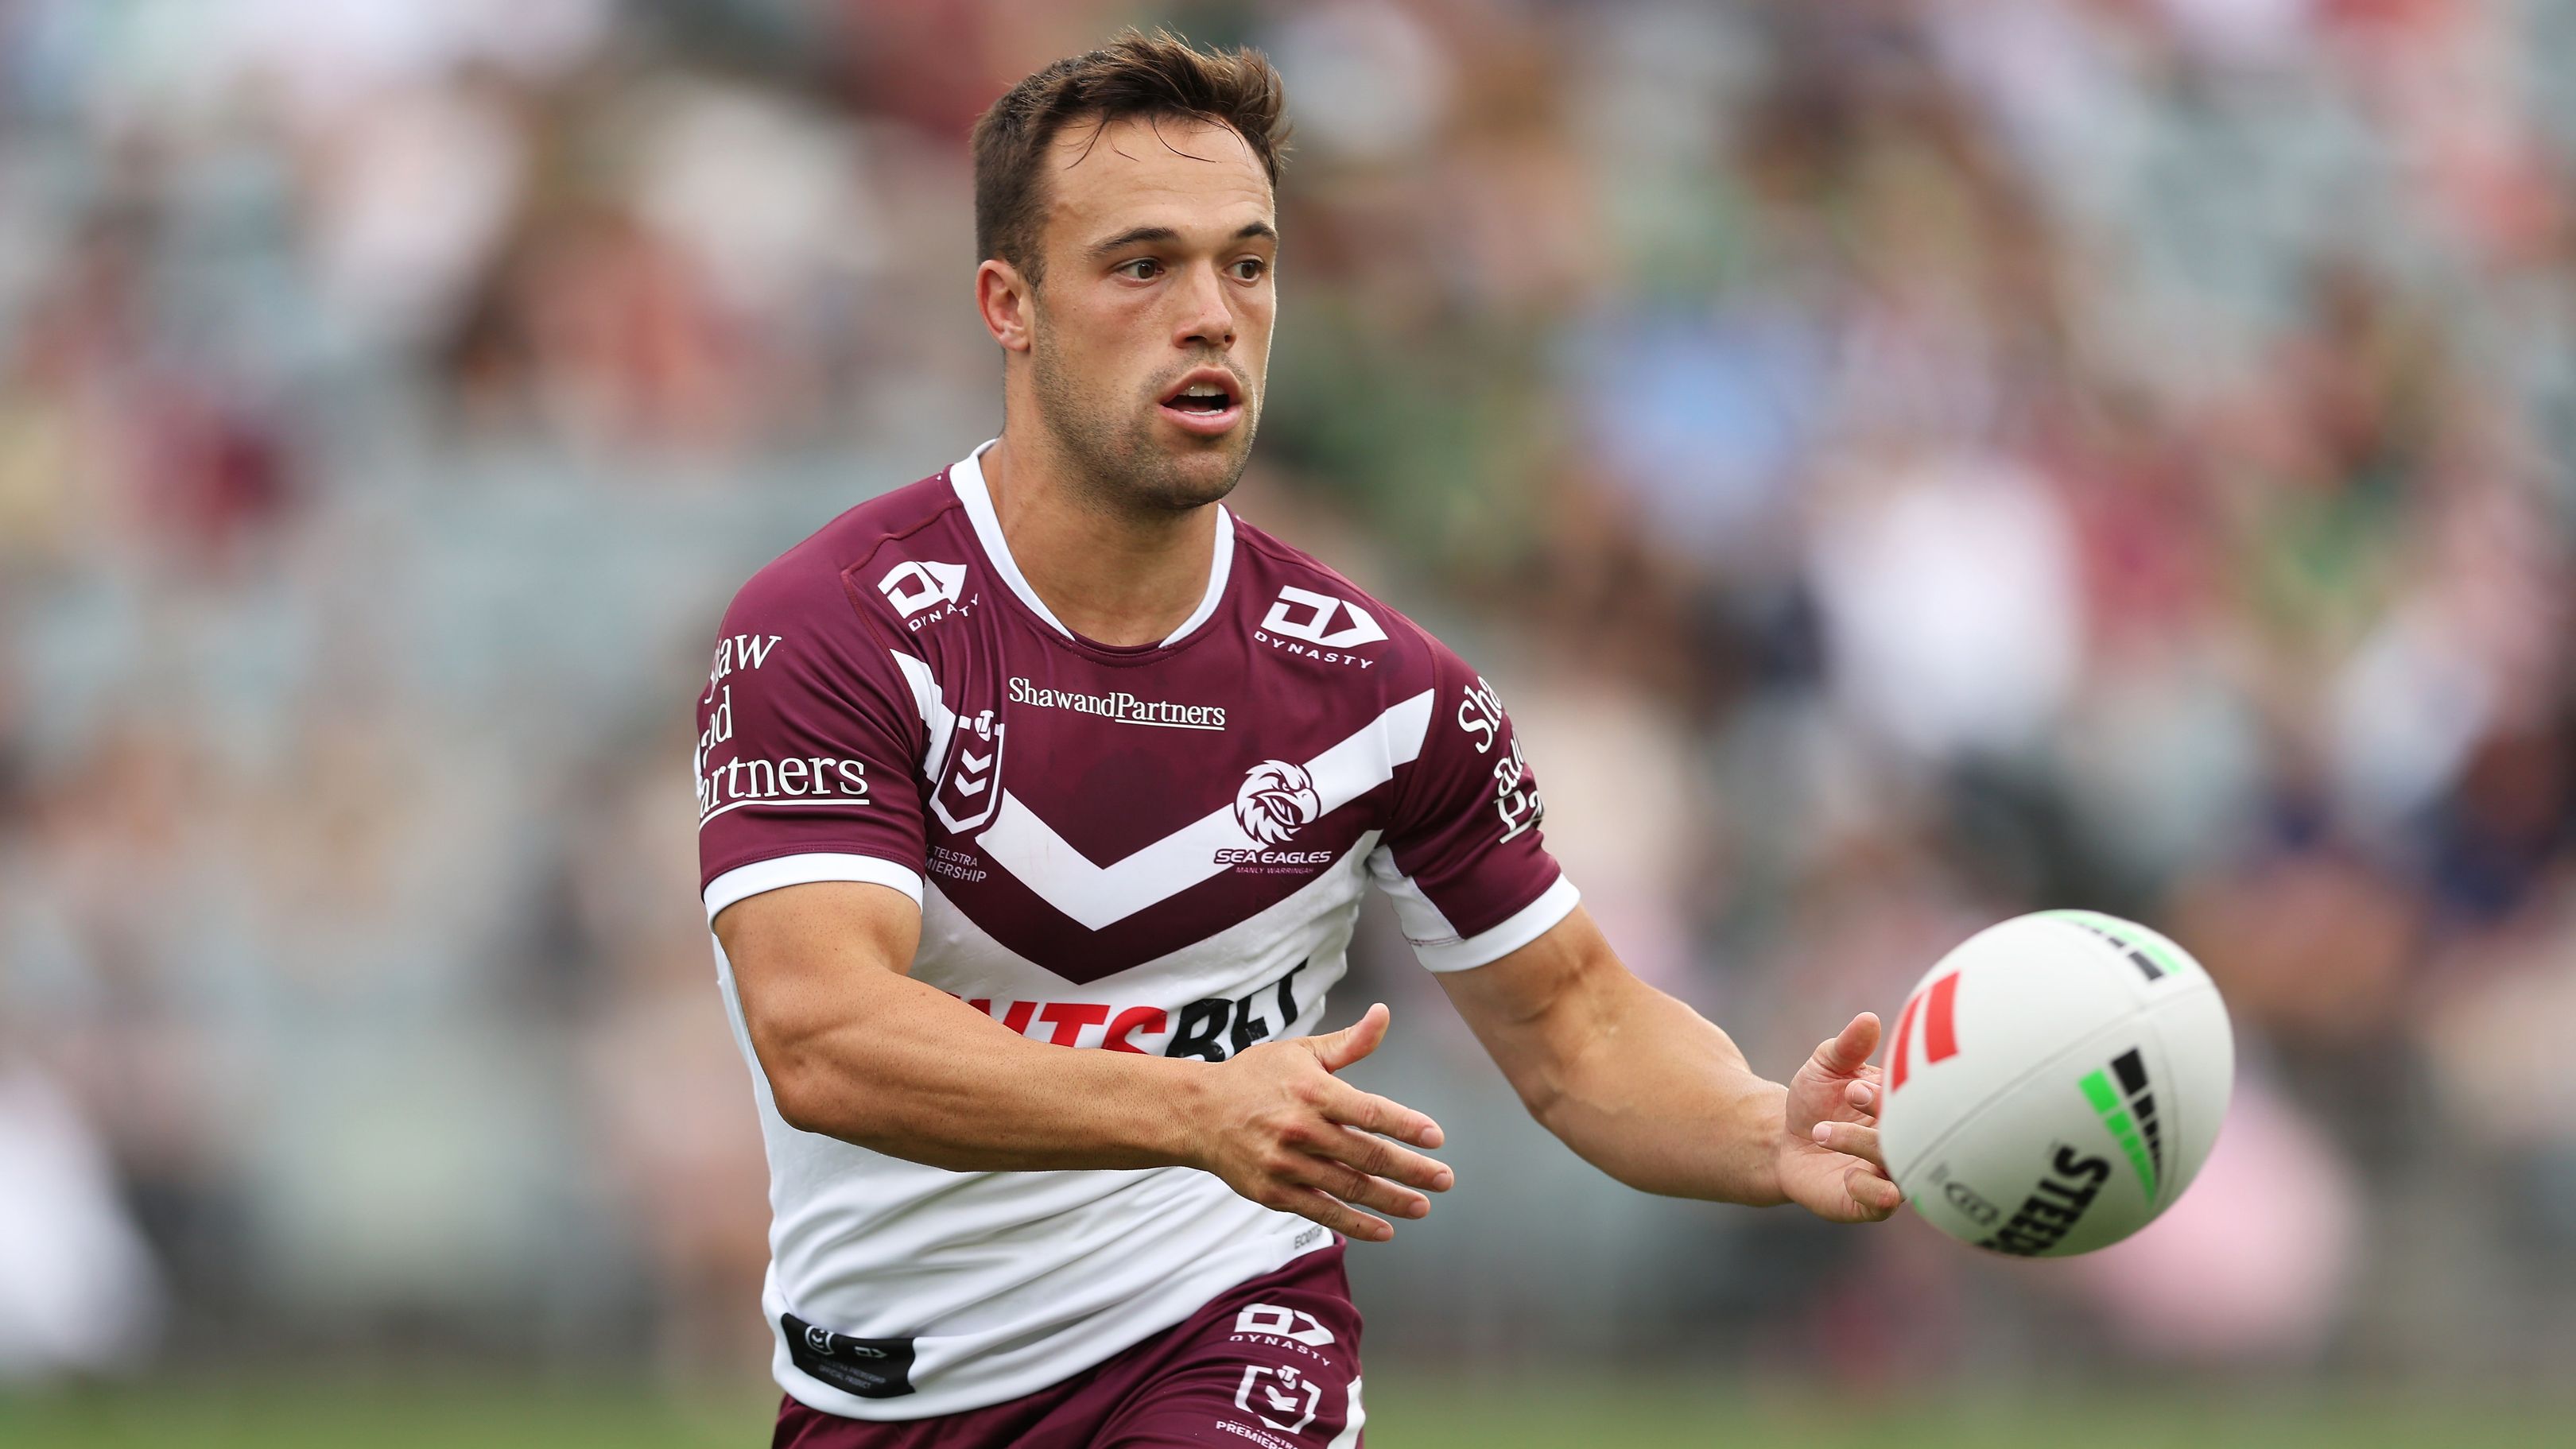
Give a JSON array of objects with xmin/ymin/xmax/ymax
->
[{"xmin": 1777, "ymin": 1012, "xmax": 1904, "ymax": 1222}]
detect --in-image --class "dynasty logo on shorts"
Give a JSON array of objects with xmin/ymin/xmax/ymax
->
[{"xmin": 1233, "ymin": 1303, "xmax": 1335, "ymax": 1346}]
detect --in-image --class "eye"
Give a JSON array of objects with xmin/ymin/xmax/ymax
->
[
  {"xmin": 1116, "ymin": 258, "xmax": 1163, "ymax": 281},
  {"xmin": 1230, "ymin": 257, "xmax": 1268, "ymax": 282}
]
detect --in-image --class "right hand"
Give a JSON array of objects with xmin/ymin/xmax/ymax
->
[{"xmin": 1189, "ymin": 1003, "xmax": 1453, "ymax": 1242}]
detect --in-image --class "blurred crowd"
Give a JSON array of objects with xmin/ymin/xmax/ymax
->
[{"xmin": 3, "ymin": 0, "xmax": 2573, "ymax": 1390}]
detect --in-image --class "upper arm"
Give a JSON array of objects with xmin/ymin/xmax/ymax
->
[
  {"xmin": 716, "ymin": 880, "xmax": 924, "ymax": 1068},
  {"xmin": 696, "ymin": 560, "xmax": 938, "ymax": 1118},
  {"xmin": 1433, "ymin": 904, "xmax": 1631, "ymax": 1114}
]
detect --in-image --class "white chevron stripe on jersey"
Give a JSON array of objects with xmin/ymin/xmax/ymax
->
[
  {"xmin": 918, "ymin": 831, "xmax": 1379, "ymax": 1005},
  {"xmin": 974, "ymin": 691, "xmax": 1434, "ymax": 931},
  {"xmin": 891, "ymin": 650, "xmax": 960, "ymax": 780}
]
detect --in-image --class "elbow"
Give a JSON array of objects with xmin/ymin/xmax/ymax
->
[
  {"xmin": 772, "ymin": 1063, "xmax": 890, "ymax": 1149},
  {"xmin": 1516, "ymin": 1075, "xmax": 1569, "ymax": 1136},
  {"xmin": 767, "ymin": 1057, "xmax": 836, "ymax": 1136},
  {"xmin": 751, "ymin": 1025, "xmax": 841, "ymax": 1137},
  {"xmin": 762, "ymin": 1042, "xmax": 927, "ymax": 1161}
]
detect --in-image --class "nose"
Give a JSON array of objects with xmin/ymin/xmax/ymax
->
[{"xmin": 1172, "ymin": 261, "xmax": 1237, "ymax": 351}]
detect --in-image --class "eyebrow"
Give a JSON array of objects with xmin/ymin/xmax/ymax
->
[{"xmin": 1088, "ymin": 221, "xmax": 1278, "ymax": 257}]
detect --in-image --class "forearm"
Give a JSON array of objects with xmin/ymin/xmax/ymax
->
[
  {"xmin": 758, "ymin": 967, "xmax": 1210, "ymax": 1172},
  {"xmin": 720, "ymin": 882, "xmax": 1455, "ymax": 1243},
  {"xmin": 1517, "ymin": 974, "xmax": 1789, "ymax": 1206}
]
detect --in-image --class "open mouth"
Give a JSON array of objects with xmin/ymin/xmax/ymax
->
[
  {"xmin": 1158, "ymin": 370, "xmax": 1245, "ymax": 434},
  {"xmin": 1166, "ymin": 384, "xmax": 1234, "ymax": 414}
]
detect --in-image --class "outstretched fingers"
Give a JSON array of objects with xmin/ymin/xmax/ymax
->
[
  {"xmin": 1317, "ymin": 1121, "xmax": 1453, "ymax": 1194},
  {"xmin": 1321, "ymin": 1076, "xmax": 1445, "ymax": 1152},
  {"xmin": 1814, "ymin": 1011, "xmax": 1882, "ymax": 1078},
  {"xmin": 1810, "ymin": 1119, "xmax": 1887, "ymax": 1172},
  {"xmin": 1286, "ymin": 1152, "xmax": 1433, "ymax": 1223},
  {"xmin": 1212, "ymin": 1006, "xmax": 1461, "ymax": 1246}
]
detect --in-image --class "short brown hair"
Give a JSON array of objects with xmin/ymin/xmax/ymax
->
[{"xmin": 971, "ymin": 29, "xmax": 1289, "ymax": 285}]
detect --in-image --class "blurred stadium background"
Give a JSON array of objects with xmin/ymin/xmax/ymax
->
[{"xmin": 3, "ymin": 0, "xmax": 2574, "ymax": 1443}]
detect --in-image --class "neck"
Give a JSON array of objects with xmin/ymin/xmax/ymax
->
[{"xmin": 979, "ymin": 428, "xmax": 1220, "ymax": 649}]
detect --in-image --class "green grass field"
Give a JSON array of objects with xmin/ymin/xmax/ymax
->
[{"xmin": 2, "ymin": 1376, "xmax": 2567, "ymax": 1448}]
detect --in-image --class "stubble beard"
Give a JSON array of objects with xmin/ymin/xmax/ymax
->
[{"xmin": 1027, "ymin": 319, "xmax": 1255, "ymax": 519}]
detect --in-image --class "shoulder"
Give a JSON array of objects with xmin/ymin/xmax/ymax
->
[
  {"xmin": 724, "ymin": 469, "xmax": 971, "ymax": 638},
  {"xmin": 1228, "ymin": 515, "xmax": 1471, "ymax": 694}
]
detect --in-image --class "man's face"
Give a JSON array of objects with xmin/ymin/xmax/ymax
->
[{"xmin": 1023, "ymin": 113, "xmax": 1276, "ymax": 513}]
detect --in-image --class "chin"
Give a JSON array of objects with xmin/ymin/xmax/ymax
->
[
  {"xmin": 1136, "ymin": 427, "xmax": 1253, "ymax": 510},
  {"xmin": 1036, "ymin": 379, "xmax": 1255, "ymax": 513},
  {"xmin": 1143, "ymin": 459, "xmax": 1246, "ymax": 513}
]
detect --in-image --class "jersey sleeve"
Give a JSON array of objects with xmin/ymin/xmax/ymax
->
[
  {"xmin": 1368, "ymin": 641, "xmax": 1579, "ymax": 971},
  {"xmin": 695, "ymin": 563, "xmax": 929, "ymax": 924}
]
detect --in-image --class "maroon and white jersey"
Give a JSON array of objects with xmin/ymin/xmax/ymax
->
[{"xmin": 696, "ymin": 442, "xmax": 1576, "ymax": 1420}]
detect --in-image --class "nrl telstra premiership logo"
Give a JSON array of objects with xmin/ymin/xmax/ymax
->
[{"xmin": 1234, "ymin": 760, "xmax": 1321, "ymax": 846}]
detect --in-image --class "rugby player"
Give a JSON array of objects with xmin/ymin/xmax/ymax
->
[{"xmin": 696, "ymin": 32, "xmax": 1900, "ymax": 1448}]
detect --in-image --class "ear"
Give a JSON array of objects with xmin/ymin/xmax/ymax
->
[{"xmin": 976, "ymin": 258, "xmax": 1035, "ymax": 355}]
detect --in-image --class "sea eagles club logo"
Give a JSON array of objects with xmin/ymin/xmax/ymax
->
[{"xmin": 1234, "ymin": 760, "xmax": 1321, "ymax": 845}]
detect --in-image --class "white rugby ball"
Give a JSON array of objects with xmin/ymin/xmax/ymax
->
[{"xmin": 1876, "ymin": 911, "xmax": 2234, "ymax": 1257}]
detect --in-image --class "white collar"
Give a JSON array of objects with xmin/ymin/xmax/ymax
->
[{"xmin": 949, "ymin": 439, "xmax": 1236, "ymax": 649}]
